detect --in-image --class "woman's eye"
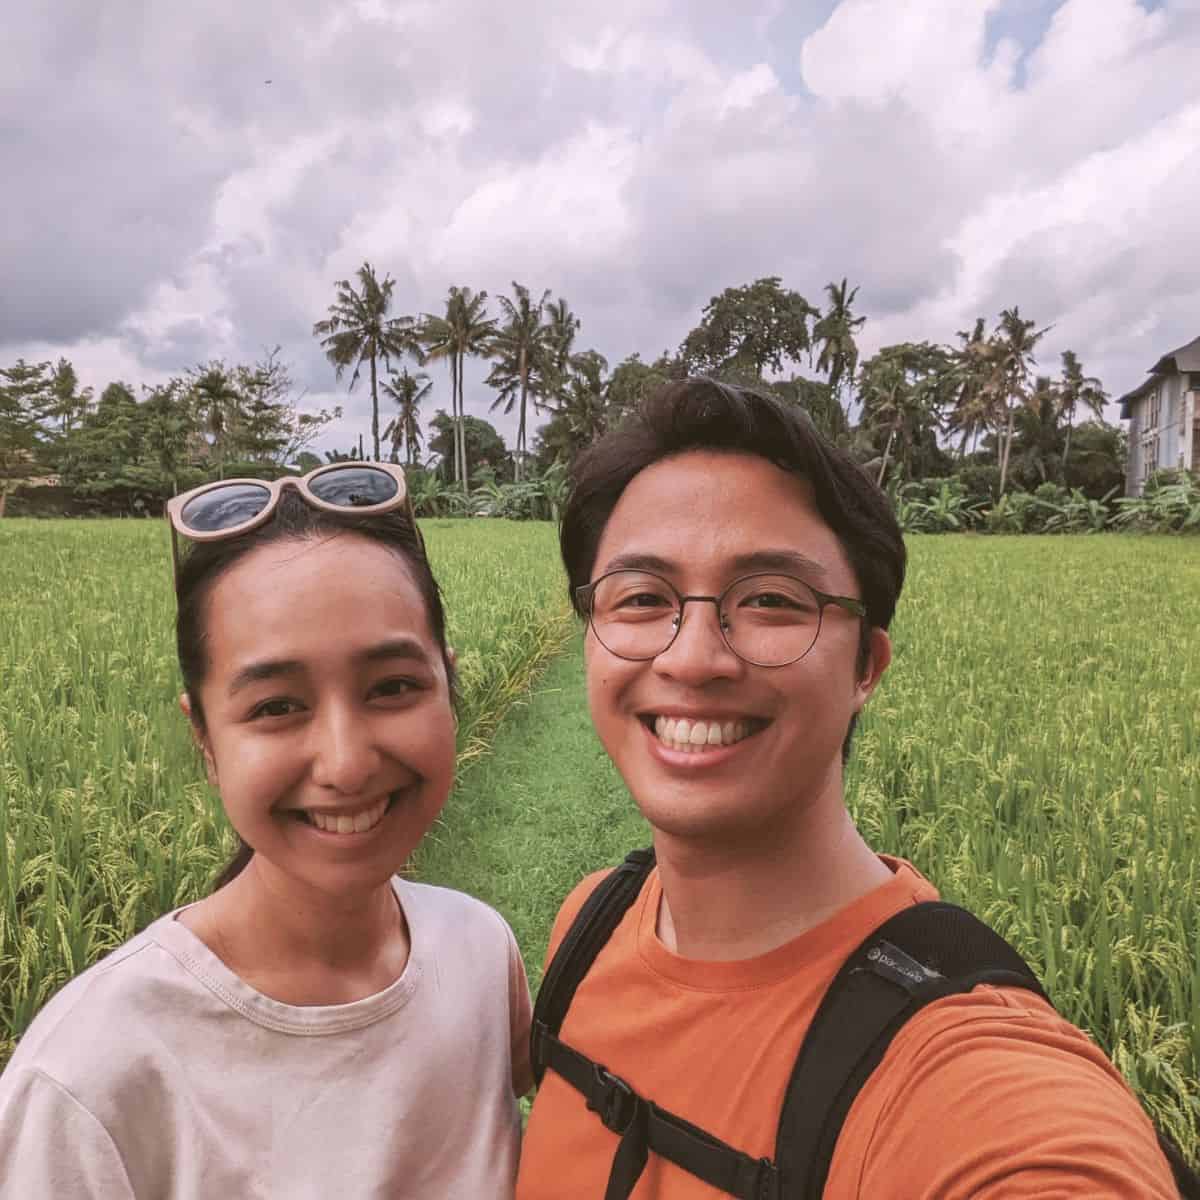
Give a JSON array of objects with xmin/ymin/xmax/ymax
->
[
  {"xmin": 250, "ymin": 698, "xmax": 300, "ymax": 720},
  {"xmin": 371, "ymin": 677, "xmax": 419, "ymax": 700}
]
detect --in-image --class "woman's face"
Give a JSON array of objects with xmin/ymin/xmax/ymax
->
[{"xmin": 186, "ymin": 533, "xmax": 456, "ymax": 901}]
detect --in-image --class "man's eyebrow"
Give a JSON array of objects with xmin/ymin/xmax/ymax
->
[
  {"xmin": 598, "ymin": 550, "xmax": 831, "ymax": 585},
  {"xmin": 727, "ymin": 550, "xmax": 831, "ymax": 583},
  {"xmin": 227, "ymin": 639, "xmax": 431, "ymax": 695}
]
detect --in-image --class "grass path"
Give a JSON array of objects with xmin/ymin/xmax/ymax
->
[{"xmin": 413, "ymin": 632, "xmax": 646, "ymax": 987}]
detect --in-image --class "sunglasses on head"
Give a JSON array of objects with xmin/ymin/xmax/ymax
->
[{"xmin": 165, "ymin": 462, "xmax": 418, "ymax": 581}]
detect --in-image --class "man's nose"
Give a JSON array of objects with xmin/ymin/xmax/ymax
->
[{"xmin": 652, "ymin": 598, "xmax": 742, "ymax": 682}]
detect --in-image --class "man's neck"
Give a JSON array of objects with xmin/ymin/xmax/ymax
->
[{"xmin": 653, "ymin": 801, "xmax": 892, "ymax": 962}]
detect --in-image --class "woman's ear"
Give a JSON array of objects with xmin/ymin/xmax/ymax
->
[{"xmin": 179, "ymin": 693, "xmax": 219, "ymax": 787}]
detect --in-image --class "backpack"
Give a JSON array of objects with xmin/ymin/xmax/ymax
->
[{"xmin": 530, "ymin": 848, "xmax": 1199, "ymax": 1200}]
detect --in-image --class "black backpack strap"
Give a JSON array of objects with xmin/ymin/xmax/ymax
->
[
  {"xmin": 530, "ymin": 846, "xmax": 782, "ymax": 1200},
  {"xmin": 538, "ymin": 1031, "xmax": 781, "ymax": 1200},
  {"xmin": 776, "ymin": 901, "xmax": 1048, "ymax": 1199},
  {"xmin": 531, "ymin": 847, "xmax": 656, "ymax": 1085}
]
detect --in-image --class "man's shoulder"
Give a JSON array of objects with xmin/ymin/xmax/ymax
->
[
  {"xmin": 834, "ymin": 984, "xmax": 1176, "ymax": 1194},
  {"xmin": 543, "ymin": 866, "xmax": 628, "ymax": 967}
]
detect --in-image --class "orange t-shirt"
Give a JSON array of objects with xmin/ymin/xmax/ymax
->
[{"xmin": 516, "ymin": 857, "xmax": 1176, "ymax": 1199}]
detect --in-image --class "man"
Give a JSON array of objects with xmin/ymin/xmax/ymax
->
[{"xmin": 515, "ymin": 378, "xmax": 1176, "ymax": 1197}]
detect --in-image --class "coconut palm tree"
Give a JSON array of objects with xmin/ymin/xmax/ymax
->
[
  {"xmin": 381, "ymin": 367, "xmax": 432, "ymax": 466},
  {"xmin": 945, "ymin": 318, "xmax": 995, "ymax": 460},
  {"xmin": 992, "ymin": 307, "xmax": 1050, "ymax": 495},
  {"xmin": 189, "ymin": 362, "xmax": 243, "ymax": 479},
  {"xmin": 1057, "ymin": 350, "xmax": 1108, "ymax": 468},
  {"xmin": 485, "ymin": 283, "xmax": 552, "ymax": 480},
  {"xmin": 312, "ymin": 262, "xmax": 419, "ymax": 461},
  {"xmin": 813, "ymin": 279, "xmax": 865, "ymax": 422},
  {"xmin": 542, "ymin": 296, "xmax": 580, "ymax": 405},
  {"xmin": 421, "ymin": 287, "xmax": 495, "ymax": 491}
]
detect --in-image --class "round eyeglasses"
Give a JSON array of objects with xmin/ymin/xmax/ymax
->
[{"xmin": 576, "ymin": 570, "xmax": 866, "ymax": 668}]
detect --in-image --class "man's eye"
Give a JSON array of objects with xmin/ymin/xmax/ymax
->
[
  {"xmin": 620, "ymin": 592, "xmax": 671, "ymax": 608},
  {"xmin": 250, "ymin": 698, "xmax": 300, "ymax": 719}
]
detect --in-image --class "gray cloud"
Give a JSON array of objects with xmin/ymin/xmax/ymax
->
[{"xmin": 2, "ymin": 0, "xmax": 1198, "ymax": 451}]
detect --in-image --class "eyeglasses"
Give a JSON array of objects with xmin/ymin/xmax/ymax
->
[
  {"xmin": 165, "ymin": 462, "xmax": 418, "ymax": 580},
  {"xmin": 576, "ymin": 569, "xmax": 866, "ymax": 668}
]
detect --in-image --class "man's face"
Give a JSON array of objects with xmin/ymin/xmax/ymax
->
[{"xmin": 584, "ymin": 449, "xmax": 890, "ymax": 847}]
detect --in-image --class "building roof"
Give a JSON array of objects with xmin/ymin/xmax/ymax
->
[{"xmin": 1118, "ymin": 334, "xmax": 1200, "ymax": 418}]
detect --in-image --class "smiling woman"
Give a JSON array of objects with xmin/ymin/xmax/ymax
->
[{"xmin": 0, "ymin": 485, "xmax": 533, "ymax": 1199}]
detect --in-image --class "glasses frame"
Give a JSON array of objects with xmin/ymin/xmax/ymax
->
[
  {"xmin": 576, "ymin": 569, "xmax": 867, "ymax": 668},
  {"xmin": 165, "ymin": 461, "xmax": 418, "ymax": 583}
]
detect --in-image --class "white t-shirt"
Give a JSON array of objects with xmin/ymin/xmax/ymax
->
[{"xmin": 0, "ymin": 878, "xmax": 532, "ymax": 1199}]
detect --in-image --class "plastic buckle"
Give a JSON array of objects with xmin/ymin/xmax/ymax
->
[{"xmin": 586, "ymin": 1064, "xmax": 638, "ymax": 1134}]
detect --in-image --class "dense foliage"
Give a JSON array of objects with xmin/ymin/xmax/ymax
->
[{"xmin": 3, "ymin": 267, "xmax": 1182, "ymax": 527}]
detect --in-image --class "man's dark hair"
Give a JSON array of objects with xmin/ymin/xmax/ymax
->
[{"xmin": 559, "ymin": 376, "xmax": 906, "ymax": 761}]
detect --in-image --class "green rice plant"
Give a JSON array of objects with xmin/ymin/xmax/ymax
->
[{"xmin": 0, "ymin": 517, "xmax": 571, "ymax": 1067}]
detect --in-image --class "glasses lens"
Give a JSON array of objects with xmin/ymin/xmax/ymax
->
[
  {"xmin": 721, "ymin": 575, "xmax": 821, "ymax": 666},
  {"xmin": 180, "ymin": 483, "xmax": 272, "ymax": 533},
  {"xmin": 309, "ymin": 466, "xmax": 399, "ymax": 508},
  {"xmin": 589, "ymin": 571, "xmax": 680, "ymax": 660}
]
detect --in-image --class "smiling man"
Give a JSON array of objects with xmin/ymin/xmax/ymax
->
[{"xmin": 514, "ymin": 379, "xmax": 1178, "ymax": 1198}]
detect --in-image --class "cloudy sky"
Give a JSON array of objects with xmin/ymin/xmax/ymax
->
[{"xmin": 4, "ymin": 0, "xmax": 1198, "ymax": 456}]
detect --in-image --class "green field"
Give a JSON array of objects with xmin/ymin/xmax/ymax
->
[{"xmin": 2, "ymin": 522, "xmax": 1198, "ymax": 1150}]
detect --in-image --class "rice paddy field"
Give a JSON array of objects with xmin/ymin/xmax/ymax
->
[{"xmin": 2, "ymin": 520, "xmax": 1198, "ymax": 1153}]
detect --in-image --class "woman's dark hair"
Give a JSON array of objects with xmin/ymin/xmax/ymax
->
[
  {"xmin": 560, "ymin": 377, "xmax": 906, "ymax": 762},
  {"xmin": 175, "ymin": 491, "xmax": 456, "ymax": 891}
]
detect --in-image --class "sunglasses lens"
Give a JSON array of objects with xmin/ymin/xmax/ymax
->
[
  {"xmin": 180, "ymin": 483, "xmax": 272, "ymax": 532},
  {"xmin": 309, "ymin": 467, "xmax": 399, "ymax": 508}
]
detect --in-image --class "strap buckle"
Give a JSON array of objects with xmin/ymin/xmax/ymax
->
[{"xmin": 586, "ymin": 1063, "xmax": 638, "ymax": 1134}]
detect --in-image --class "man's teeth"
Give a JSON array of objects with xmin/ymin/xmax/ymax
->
[
  {"xmin": 652, "ymin": 717, "xmax": 751, "ymax": 752},
  {"xmin": 306, "ymin": 797, "xmax": 389, "ymax": 834}
]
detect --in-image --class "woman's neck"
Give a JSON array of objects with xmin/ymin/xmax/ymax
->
[{"xmin": 179, "ymin": 858, "xmax": 411, "ymax": 1006}]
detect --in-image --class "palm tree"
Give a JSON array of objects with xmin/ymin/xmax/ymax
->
[
  {"xmin": 189, "ymin": 363, "xmax": 243, "ymax": 479},
  {"xmin": 992, "ymin": 307, "xmax": 1050, "ymax": 495},
  {"xmin": 542, "ymin": 296, "xmax": 580, "ymax": 405},
  {"xmin": 381, "ymin": 367, "xmax": 432, "ymax": 466},
  {"xmin": 312, "ymin": 262, "xmax": 419, "ymax": 461},
  {"xmin": 813, "ymin": 279, "xmax": 865, "ymax": 422},
  {"xmin": 420, "ymin": 287, "xmax": 495, "ymax": 491},
  {"xmin": 1057, "ymin": 350, "xmax": 1108, "ymax": 468},
  {"xmin": 486, "ymin": 283, "xmax": 552, "ymax": 480},
  {"xmin": 946, "ymin": 318, "xmax": 993, "ymax": 460},
  {"xmin": 1011, "ymin": 375, "xmax": 1063, "ymax": 486}
]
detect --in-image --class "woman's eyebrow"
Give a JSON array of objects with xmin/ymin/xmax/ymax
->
[
  {"xmin": 228, "ymin": 659, "xmax": 304, "ymax": 696},
  {"xmin": 226, "ymin": 639, "xmax": 430, "ymax": 695},
  {"xmin": 360, "ymin": 637, "xmax": 430, "ymax": 664}
]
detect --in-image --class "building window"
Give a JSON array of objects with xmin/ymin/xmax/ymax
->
[{"xmin": 1146, "ymin": 385, "xmax": 1161, "ymax": 430}]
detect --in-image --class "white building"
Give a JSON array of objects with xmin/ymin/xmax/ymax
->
[{"xmin": 1118, "ymin": 335, "xmax": 1200, "ymax": 495}]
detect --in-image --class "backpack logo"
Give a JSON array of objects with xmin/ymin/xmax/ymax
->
[{"xmin": 865, "ymin": 940, "xmax": 942, "ymax": 991}]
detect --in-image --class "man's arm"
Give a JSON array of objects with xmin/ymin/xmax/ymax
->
[{"xmin": 834, "ymin": 987, "xmax": 1177, "ymax": 1198}]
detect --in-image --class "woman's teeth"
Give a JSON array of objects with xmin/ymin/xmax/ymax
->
[
  {"xmin": 306, "ymin": 797, "xmax": 390, "ymax": 834},
  {"xmin": 653, "ymin": 716, "xmax": 751, "ymax": 753}
]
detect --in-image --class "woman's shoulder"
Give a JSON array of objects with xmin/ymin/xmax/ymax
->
[
  {"xmin": 2, "ymin": 915, "xmax": 223, "ymax": 1107},
  {"xmin": 395, "ymin": 878, "xmax": 521, "ymax": 967}
]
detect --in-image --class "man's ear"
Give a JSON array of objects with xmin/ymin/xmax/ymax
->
[
  {"xmin": 853, "ymin": 627, "xmax": 892, "ymax": 712},
  {"xmin": 179, "ymin": 693, "xmax": 218, "ymax": 787},
  {"xmin": 447, "ymin": 645, "xmax": 458, "ymax": 670}
]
